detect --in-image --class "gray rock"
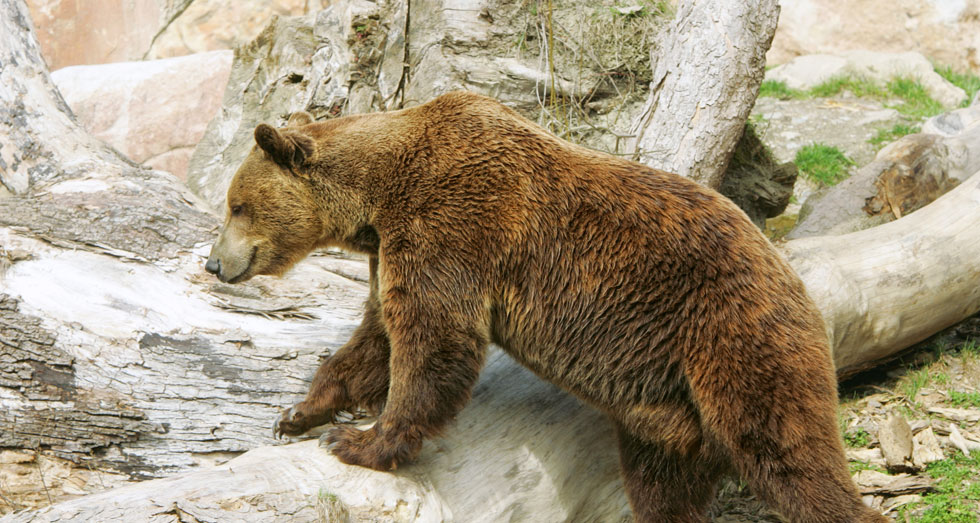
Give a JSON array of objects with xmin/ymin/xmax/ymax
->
[
  {"xmin": 766, "ymin": 50, "xmax": 967, "ymax": 108},
  {"xmin": 752, "ymin": 95, "xmax": 903, "ymax": 167},
  {"xmin": 922, "ymin": 104, "xmax": 980, "ymax": 137},
  {"xmin": 878, "ymin": 413, "xmax": 913, "ymax": 471}
]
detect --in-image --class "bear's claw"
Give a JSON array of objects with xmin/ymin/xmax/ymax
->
[
  {"xmin": 272, "ymin": 408, "xmax": 294, "ymax": 440},
  {"xmin": 273, "ymin": 402, "xmax": 341, "ymax": 440}
]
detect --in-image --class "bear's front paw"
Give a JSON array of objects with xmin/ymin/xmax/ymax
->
[
  {"xmin": 321, "ymin": 425, "xmax": 422, "ymax": 471},
  {"xmin": 273, "ymin": 402, "xmax": 336, "ymax": 439}
]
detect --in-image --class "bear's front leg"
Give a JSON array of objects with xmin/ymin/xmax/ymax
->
[
  {"xmin": 324, "ymin": 280, "xmax": 488, "ymax": 471},
  {"xmin": 274, "ymin": 258, "xmax": 391, "ymax": 438}
]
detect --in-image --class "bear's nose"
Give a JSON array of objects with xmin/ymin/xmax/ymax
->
[{"xmin": 205, "ymin": 257, "xmax": 221, "ymax": 276}]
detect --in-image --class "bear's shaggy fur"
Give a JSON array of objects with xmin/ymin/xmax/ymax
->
[{"xmin": 205, "ymin": 91, "xmax": 885, "ymax": 522}]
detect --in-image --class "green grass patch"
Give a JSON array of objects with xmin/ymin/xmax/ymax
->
[
  {"xmin": 794, "ymin": 143, "xmax": 854, "ymax": 186},
  {"xmin": 749, "ymin": 112, "xmax": 768, "ymax": 127},
  {"xmin": 868, "ymin": 124, "xmax": 920, "ymax": 150},
  {"xmin": 758, "ymin": 80, "xmax": 806, "ymax": 99},
  {"xmin": 758, "ymin": 72, "xmax": 948, "ymax": 119},
  {"xmin": 843, "ymin": 427, "xmax": 872, "ymax": 448},
  {"xmin": 903, "ymin": 453, "xmax": 980, "ymax": 522},
  {"xmin": 902, "ymin": 367, "xmax": 932, "ymax": 406},
  {"xmin": 848, "ymin": 461, "xmax": 886, "ymax": 474},
  {"xmin": 887, "ymin": 77, "xmax": 946, "ymax": 118},
  {"xmin": 809, "ymin": 75, "xmax": 886, "ymax": 99},
  {"xmin": 960, "ymin": 340, "xmax": 980, "ymax": 357},
  {"xmin": 948, "ymin": 390, "xmax": 980, "ymax": 408},
  {"xmin": 935, "ymin": 64, "xmax": 980, "ymax": 107}
]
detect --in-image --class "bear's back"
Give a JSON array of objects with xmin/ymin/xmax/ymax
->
[{"xmin": 411, "ymin": 95, "xmax": 831, "ymax": 412}]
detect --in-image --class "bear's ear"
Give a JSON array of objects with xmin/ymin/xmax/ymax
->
[
  {"xmin": 286, "ymin": 111, "xmax": 314, "ymax": 127},
  {"xmin": 254, "ymin": 123, "xmax": 315, "ymax": 168}
]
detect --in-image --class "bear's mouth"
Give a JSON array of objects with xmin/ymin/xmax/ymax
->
[{"xmin": 224, "ymin": 246, "xmax": 257, "ymax": 284}]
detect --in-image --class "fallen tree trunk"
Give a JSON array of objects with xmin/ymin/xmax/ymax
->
[
  {"xmin": 783, "ymin": 168, "xmax": 980, "ymax": 377},
  {"xmin": 5, "ymin": 168, "xmax": 979, "ymax": 521}
]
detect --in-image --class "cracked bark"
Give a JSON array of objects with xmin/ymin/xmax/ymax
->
[
  {"xmin": 628, "ymin": 0, "xmax": 780, "ymax": 189},
  {"xmin": 0, "ymin": 0, "xmax": 366, "ymax": 487}
]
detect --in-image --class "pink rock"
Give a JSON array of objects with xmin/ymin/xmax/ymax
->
[
  {"xmin": 27, "ymin": 0, "xmax": 323, "ymax": 70},
  {"xmin": 51, "ymin": 50, "xmax": 232, "ymax": 182},
  {"xmin": 27, "ymin": 0, "xmax": 163, "ymax": 71}
]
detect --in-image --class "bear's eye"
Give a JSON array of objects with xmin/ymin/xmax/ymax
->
[{"xmin": 231, "ymin": 204, "xmax": 244, "ymax": 217}]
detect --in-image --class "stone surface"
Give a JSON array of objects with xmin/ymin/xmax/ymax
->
[
  {"xmin": 911, "ymin": 427, "xmax": 944, "ymax": 468},
  {"xmin": 922, "ymin": 104, "xmax": 980, "ymax": 137},
  {"xmin": 767, "ymin": 51, "xmax": 967, "ymax": 108},
  {"xmin": 26, "ymin": 0, "xmax": 175, "ymax": 70},
  {"xmin": 845, "ymin": 448, "xmax": 886, "ymax": 469},
  {"xmin": 752, "ymin": 95, "xmax": 904, "ymax": 167},
  {"xmin": 878, "ymin": 413, "xmax": 913, "ymax": 471},
  {"xmin": 145, "ymin": 0, "xmax": 327, "ymax": 60},
  {"xmin": 51, "ymin": 50, "xmax": 233, "ymax": 181},
  {"xmin": 768, "ymin": 0, "xmax": 980, "ymax": 74},
  {"xmin": 26, "ymin": 0, "xmax": 324, "ymax": 70}
]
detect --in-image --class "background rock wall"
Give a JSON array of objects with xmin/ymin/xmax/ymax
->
[
  {"xmin": 26, "ymin": 0, "xmax": 330, "ymax": 71},
  {"xmin": 768, "ymin": 0, "xmax": 980, "ymax": 72}
]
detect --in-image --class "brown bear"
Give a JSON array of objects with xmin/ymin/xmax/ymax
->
[{"xmin": 205, "ymin": 91, "xmax": 885, "ymax": 522}]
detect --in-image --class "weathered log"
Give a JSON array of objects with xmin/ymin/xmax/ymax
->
[
  {"xmin": 783, "ymin": 168, "xmax": 980, "ymax": 377},
  {"xmin": 0, "ymin": 0, "xmax": 358, "ymax": 492},
  {"xmin": 627, "ymin": 0, "xmax": 780, "ymax": 188}
]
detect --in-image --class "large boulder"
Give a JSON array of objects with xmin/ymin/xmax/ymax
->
[
  {"xmin": 26, "ymin": 0, "xmax": 186, "ymax": 70},
  {"xmin": 51, "ymin": 51, "xmax": 233, "ymax": 181},
  {"xmin": 26, "ymin": 0, "xmax": 322, "ymax": 70},
  {"xmin": 788, "ymin": 111, "xmax": 980, "ymax": 239},
  {"xmin": 768, "ymin": 0, "xmax": 980, "ymax": 74},
  {"xmin": 146, "ymin": 0, "xmax": 326, "ymax": 60},
  {"xmin": 766, "ymin": 51, "xmax": 968, "ymax": 108}
]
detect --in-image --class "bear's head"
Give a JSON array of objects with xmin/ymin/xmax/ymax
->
[{"xmin": 205, "ymin": 112, "xmax": 328, "ymax": 283}]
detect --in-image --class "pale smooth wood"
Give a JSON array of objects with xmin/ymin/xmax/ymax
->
[{"xmin": 783, "ymin": 169, "xmax": 980, "ymax": 377}]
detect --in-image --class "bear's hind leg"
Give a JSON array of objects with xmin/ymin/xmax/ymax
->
[
  {"xmin": 614, "ymin": 423, "xmax": 723, "ymax": 523},
  {"xmin": 689, "ymin": 354, "xmax": 886, "ymax": 522}
]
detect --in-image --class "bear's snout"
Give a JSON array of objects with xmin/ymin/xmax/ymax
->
[{"xmin": 205, "ymin": 257, "xmax": 221, "ymax": 276}]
